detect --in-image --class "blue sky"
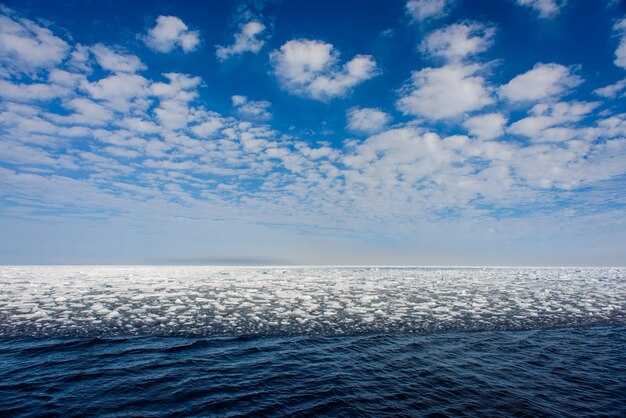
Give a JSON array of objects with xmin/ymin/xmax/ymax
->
[{"xmin": 1, "ymin": 0, "xmax": 626, "ymax": 265}]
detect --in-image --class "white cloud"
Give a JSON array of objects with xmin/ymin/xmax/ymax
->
[
  {"xmin": 191, "ymin": 116, "xmax": 224, "ymax": 138},
  {"xmin": 48, "ymin": 69, "xmax": 86, "ymax": 88},
  {"xmin": 91, "ymin": 44, "xmax": 145, "ymax": 73},
  {"xmin": 82, "ymin": 73, "xmax": 150, "ymax": 110},
  {"xmin": 613, "ymin": 18, "xmax": 626, "ymax": 69},
  {"xmin": 117, "ymin": 117, "xmax": 161, "ymax": 134},
  {"xmin": 594, "ymin": 78, "xmax": 626, "ymax": 98},
  {"xmin": 44, "ymin": 97, "xmax": 112, "ymax": 127},
  {"xmin": 154, "ymin": 100, "xmax": 191, "ymax": 131},
  {"xmin": 463, "ymin": 113, "xmax": 507, "ymax": 140},
  {"xmin": 596, "ymin": 113, "xmax": 626, "ymax": 139},
  {"xmin": 143, "ymin": 15, "xmax": 200, "ymax": 53},
  {"xmin": 515, "ymin": 0, "xmax": 566, "ymax": 18},
  {"xmin": 2, "ymin": 5, "xmax": 626, "ymax": 265},
  {"xmin": 420, "ymin": 22, "xmax": 495, "ymax": 62},
  {"xmin": 150, "ymin": 73, "xmax": 202, "ymax": 130},
  {"xmin": 0, "ymin": 79, "xmax": 69, "ymax": 101},
  {"xmin": 65, "ymin": 98, "xmax": 113, "ymax": 125},
  {"xmin": 270, "ymin": 39, "xmax": 378, "ymax": 101},
  {"xmin": 0, "ymin": 140, "xmax": 72, "ymax": 168},
  {"xmin": 104, "ymin": 146, "xmax": 141, "ymax": 159},
  {"xmin": 67, "ymin": 44, "xmax": 92, "ymax": 73},
  {"xmin": 0, "ymin": 11, "xmax": 69, "ymax": 73},
  {"xmin": 406, "ymin": 0, "xmax": 453, "ymax": 22},
  {"xmin": 231, "ymin": 95, "xmax": 272, "ymax": 121},
  {"xmin": 151, "ymin": 72, "xmax": 201, "ymax": 100},
  {"xmin": 346, "ymin": 107, "xmax": 391, "ymax": 135},
  {"xmin": 340, "ymin": 120, "xmax": 626, "ymax": 207},
  {"xmin": 341, "ymin": 128, "xmax": 518, "ymax": 211},
  {"xmin": 508, "ymin": 101, "xmax": 598, "ymax": 141},
  {"xmin": 499, "ymin": 63, "xmax": 582, "ymax": 102},
  {"xmin": 397, "ymin": 63, "xmax": 493, "ymax": 119},
  {"xmin": 216, "ymin": 21, "xmax": 267, "ymax": 61}
]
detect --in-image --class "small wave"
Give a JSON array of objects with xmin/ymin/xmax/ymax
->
[{"xmin": 1, "ymin": 327, "xmax": 624, "ymax": 416}]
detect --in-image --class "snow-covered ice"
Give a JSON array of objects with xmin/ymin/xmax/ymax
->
[{"xmin": 0, "ymin": 266, "xmax": 624, "ymax": 336}]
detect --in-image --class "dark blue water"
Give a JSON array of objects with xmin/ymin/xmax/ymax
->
[{"xmin": 1, "ymin": 326, "xmax": 625, "ymax": 417}]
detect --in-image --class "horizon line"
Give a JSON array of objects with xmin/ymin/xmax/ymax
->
[{"xmin": 1, "ymin": 264, "xmax": 623, "ymax": 269}]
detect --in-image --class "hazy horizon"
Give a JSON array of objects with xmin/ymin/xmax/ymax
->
[{"xmin": 1, "ymin": 262, "xmax": 624, "ymax": 268}]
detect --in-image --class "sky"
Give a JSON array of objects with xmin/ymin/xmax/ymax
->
[{"xmin": 1, "ymin": 0, "xmax": 626, "ymax": 266}]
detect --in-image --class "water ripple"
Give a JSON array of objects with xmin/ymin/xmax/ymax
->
[{"xmin": 1, "ymin": 327, "xmax": 624, "ymax": 416}]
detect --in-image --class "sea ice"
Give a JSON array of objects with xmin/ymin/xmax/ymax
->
[{"xmin": 0, "ymin": 266, "xmax": 624, "ymax": 337}]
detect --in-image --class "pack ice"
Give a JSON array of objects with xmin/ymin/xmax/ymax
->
[{"xmin": 0, "ymin": 266, "xmax": 624, "ymax": 337}]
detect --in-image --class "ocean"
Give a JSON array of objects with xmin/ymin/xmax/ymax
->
[{"xmin": 1, "ymin": 266, "xmax": 625, "ymax": 416}]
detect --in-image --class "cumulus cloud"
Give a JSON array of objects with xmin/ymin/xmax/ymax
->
[
  {"xmin": 420, "ymin": 22, "xmax": 495, "ymax": 62},
  {"xmin": 191, "ymin": 115, "xmax": 224, "ymax": 138},
  {"xmin": 397, "ymin": 63, "xmax": 493, "ymax": 119},
  {"xmin": 270, "ymin": 39, "xmax": 378, "ymax": 101},
  {"xmin": 91, "ymin": 44, "xmax": 145, "ymax": 73},
  {"xmin": 0, "ymin": 10, "xmax": 69, "ymax": 73},
  {"xmin": 346, "ymin": 108, "xmax": 391, "ymax": 135},
  {"xmin": 594, "ymin": 78, "xmax": 626, "ymax": 98},
  {"xmin": 82, "ymin": 73, "xmax": 150, "ymax": 111},
  {"xmin": 2, "ymin": 4, "xmax": 626, "ymax": 265},
  {"xmin": 406, "ymin": 0, "xmax": 454, "ymax": 22},
  {"xmin": 67, "ymin": 44, "xmax": 92, "ymax": 73},
  {"xmin": 613, "ymin": 18, "xmax": 626, "ymax": 69},
  {"xmin": 515, "ymin": 0, "xmax": 566, "ymax": 18},
  {"xmin": 216, "ymin": 21, "xmax": 267, "ymax": 61},
  {"xmin": 463, "ymin": 113, "xmax": 507, "ymax": 140},
  {"xmin": 340, "ymin": 118, "xmax": 626, "ymax": 206},
  {"xmin": 508, "ymin": 101, "xmax": 599, "ymax": 141},
  {"xmin": 151, "ymin": 73, "xmax": 202, "ymax": 130},
  {"xmin": 48, "ymin": 69, "xmax": 86, "ymax": 88},
  {"xmin": 143, "ymin": 15, "xmax": 200, "ymax": 53},
  {"xmin": 151, "ymin": 72, "xmax": 201, "ymax": 99},
  {"xmin": 499, "ymin": 63, "xmax": 582, "ymax": 102},
  {"xmin": 50, "ymin": 98, "xmax": 113, "ymax": 126},
  {"xmin": 0, "ymin": 79, "xmax": 70, "ymax": 101},
  {"xmin": 231, "ymin": 95, "xmax": 272, "ymax": 121}
]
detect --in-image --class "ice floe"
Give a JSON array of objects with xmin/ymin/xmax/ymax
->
[{"xmin": 0, "ymin": 266, "xmax": 624, "ymax": 337}]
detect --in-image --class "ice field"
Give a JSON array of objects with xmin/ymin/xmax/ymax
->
[{"xmin": 0, "ymin": 266, "xmax": 624, "ymax": 337}]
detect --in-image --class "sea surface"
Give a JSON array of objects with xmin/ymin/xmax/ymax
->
[{"xmin": 1, "ymin": 266, "xmax": 625, "ymax": 416}]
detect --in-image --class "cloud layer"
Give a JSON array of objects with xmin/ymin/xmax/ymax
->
[{"xmin": 0, "ymin": 3, "xmax": 625, "ymax": 264}]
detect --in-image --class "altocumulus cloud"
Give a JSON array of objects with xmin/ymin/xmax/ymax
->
[
  {"xmin": 270, "ymin": 39, "xmax": 379, "ymax": 101},
  {"xmin": 499, "ymin": 63, "xmax": 582, "ymax": 103},
  {"xmin": 346, "ymin": 108, "xmax": 391, "ymax": 135},
  {"xmin": 217, "ymin": 21, "xmax": 268, "ymax": 61},
  {"xmin": 0, "ymin": 7, "xmax": 69, "ymax": 74},
  {"xmin": 231, "ymin": 95, "xmax": 272, "ymax": 121},
  {"xmin": 406, "ymin": 0, "xmax": 455, "ymax": 22},
  {"xmin": 0, "ymin": 3, "xmax": 625, "ymax": 264},
  {"xmin": 91, "ymin": 44, "xmax": 146, "ymax": 73},
  {"xmin": 463, "ymin": 113, "xmax": 508, "ymax": 140},
  {"xmin": 397, "ymin": 63, "xmax": 494, "ymax": 120},
  {"xmin": 515, "ymin": 0, "xmax": 566, "ymax": 19},
  {"xmin": 613, "ymin": 18, "xmax": 626, "ymax": 70},
  {"xmin": 143, "ymin": 15, "xmax": 200, "ymax": 53},
  {"xmin": 420, "ymin": 22, "xmax": 495, "ymax": 63}
]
